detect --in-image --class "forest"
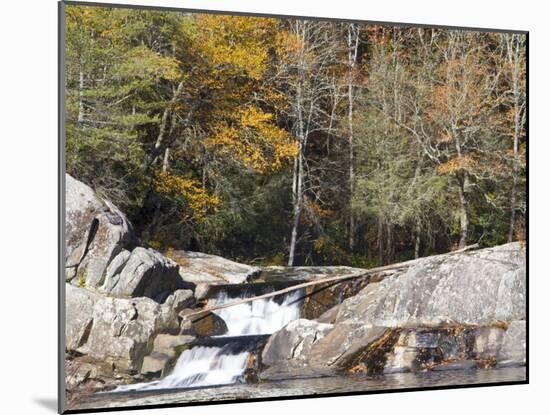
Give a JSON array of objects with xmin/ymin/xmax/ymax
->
[{"xmin": 65, "ymin": 5, "xmax": 526, "ymax": 267}]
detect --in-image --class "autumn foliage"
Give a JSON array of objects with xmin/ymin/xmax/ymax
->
[{"xmin": 65, "ymin": 6, "xmax": 526, "ymax": 265}]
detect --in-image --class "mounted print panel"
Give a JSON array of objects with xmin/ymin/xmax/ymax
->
[{"xmin": 59, "ymin": 1, "xmax": 527, "ymax": 413}]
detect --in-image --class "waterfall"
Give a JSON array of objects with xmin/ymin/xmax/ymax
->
[
  {"xmin": 115, "ymin": 346, "xmax": 251, "ymax": 392},
  {"xmin": 114, "ymin": 290, "xmax": 302, "ymax": 392},
  {"xmin": 211, "ymin": 290, "xmax": 302, "ymax": 336}
]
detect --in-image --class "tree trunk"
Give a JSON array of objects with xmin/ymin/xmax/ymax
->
[
  {"xmin": 162, "ymin": 147, "xmax": 170, "ymax": 172},
  {"xmin": 143, "ymin": 81, "xmax": 185, "ymax": 170},
  {"xmin": 386, "ymin": 223, "xmax": 394, "ymax": 264},
  {"xmin": 377, "ymin": 218, "xmax": 384, "ymax": 266},
  {"xmin": 414, "ymin": 219, "xmax": 421, "ymax": 259},
  {"xmin": 347, "ymin": 24, "xmax": 359, "ymax": 251},
  {"xmin": 508, "ymin": 169, "xmax": 518, "ymax": 242},
  {"xmin": 77, "ymin": 68, "xmax": 85, "ymax": 124},
  {"xmin": 288, "ymin": 139, "xmax": 304, "ymax": 266},
  {"xmin": 508, "ymin": 38, "xmax": 522, "ymax": 242},
  {"xmin": 458, "ymin": 173, "xmax": 470, "ymax": 249},
  {"xmin": 288, "ymin": 79, "xmax": 306, "ymax": 266}
]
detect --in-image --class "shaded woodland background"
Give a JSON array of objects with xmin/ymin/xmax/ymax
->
[{"xmin": 65, "ymin": 5, "xmax": 526, "ymax": 267}]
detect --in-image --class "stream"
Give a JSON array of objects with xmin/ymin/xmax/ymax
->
[
  {"xmin": 85, "ymin": 283, "xmax": 525, "ymax": 411},
  {"xmin": 74, "ymin": 367, "xmax": 526, "ymax": 410},
  {"xmin": 115, "ymin": 289, "xmax": 303, "ymax": 392}
]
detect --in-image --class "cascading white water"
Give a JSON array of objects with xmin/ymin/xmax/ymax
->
[
  {"xmin": 211, "ymin": 290, "xmax": 302, "ymax": 336},
  {"xmin": 115, "ymin": 346, "xmax": 250, "ymax": 391},
  {"xmin": 114, "ymin": 290, "xmax": 302, "ymax": 393}
]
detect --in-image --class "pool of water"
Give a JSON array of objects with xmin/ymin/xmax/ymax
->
[{"xmin": 70, "ymin": 366, "xmax": 526, "ymax": 411}]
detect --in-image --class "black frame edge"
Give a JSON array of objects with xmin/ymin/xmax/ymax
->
[{"xmin": 58, "ymin": 1, "xmax": 67, "ymax": 413}]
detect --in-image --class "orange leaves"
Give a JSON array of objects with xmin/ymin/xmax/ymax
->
[
  {"xmin": 274, "ymin": 29, "xmax": 305, "ymax": 59},
  {"xmin": 437, "ymin": 155, "xmax": 479, "ymax": 175},
  {"xmin": 154, "ymin": 171, "xmax": 220, "ymax": 221},
  {"xmin": 205, "ymin": 106, "xmax": 298, "ymax": 172},
  {"xmin": 304, "ymin": 198, "xmax": 335, "ymax": 220}
]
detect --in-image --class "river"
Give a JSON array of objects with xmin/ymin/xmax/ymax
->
[{"xmin": 71, "ymin": 366, "xmax": 526, "ymax": 410}]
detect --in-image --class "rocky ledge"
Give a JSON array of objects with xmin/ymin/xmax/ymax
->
[
  {"xmin": 64, "ymin": 175, "xmax": 253, "ymax": 402},
  {"xmin": 259, "ymin": 242, "xmax": 526, "ymax": 379}
]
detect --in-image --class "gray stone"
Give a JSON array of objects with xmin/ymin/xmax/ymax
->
[
  {"xmin": 336, "ymin": 242, "xmax": 526, "ymax": 327},
  {"xmin": 65, "ymin": 285, "xmax": 98, "ymax": 350},
  {"xmin": 259, "ymin": 243, "xmax": 526, "ymax": 377},
  {"xmin": 141, "ymin": 353, "xmax": 171, "ymax": 376},
  {"xmin": 66, "ymin": 284, "xmax": 179, "ymax": 372},
  {"xmin": 164, "ymin": 289, "xmax": 195, "ymax": 313},
  {"xmin": 498, "ymin": 320, "xmax": 526, "ymax": 366},
  {"xmin": 100, "ymin": 249, "xmax": 131, "ymax": 292},
  {"xmin": 261, "ymin": 319, "xmax": 333, "ymax": 366},
  {"xmin": 473, "ymin": 326, "xmax": 506, "ymax": 358},
  {"xmin": 262, "ymin": 266, "xmax": 366, "ymax": 282},
  {"xmin": 65, "ymin": 174, "xmax": 134, "ymax": 287},
  {"xmin": 104, "ymin": 247, "xmax": 182, "ymax": 301},
  {"xmin": 169, "ymin": 250, "xmax": 261, "ymax": 285},
  {"xmin": 315, "ymin": 305, "xmax": 340, "ymax": 324},
  {"xmin": 153, "ymin": 334, "xmax": 194, "ymax": 358},
  {"xmin": 309, "ymin": 325, "xmax": 389, "ymax": 367}
]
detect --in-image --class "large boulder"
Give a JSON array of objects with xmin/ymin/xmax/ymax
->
[
  {"xmin": 169, "ymin": 250, "xmax": 261, "ymax": 285},
  {"xmin": 65, "ymin": 174, "xmax": 134, "ymax": 287},
  {"xmin": 101, "ymin": 247, "xmax": 183, "ymax": 301},
  {"xmin": 260, "ymin": 243, "xmax": 526, "ymax": 376},
  {"xmin": 336, "ymin": 242, "xmax": 526, "ymax": 327},
  {"xmin": 66, "ymin": 284, "xmax": 179, "ymax": 372}
]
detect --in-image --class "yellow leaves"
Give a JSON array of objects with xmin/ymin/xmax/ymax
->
[
  {"xmin": 437, "ymin": 155, "xmax": 479, "ymax": 175},
  {"xmin": 205, "ymin": 106, "xmax": 298, "ymax": 172},
  {"xmin": 154, "ymin": 171, "xmax": 220, "ymax": 221},
  {"xmin": 196, "ymin": 14, "xmax": 278, "ymax": 80},
  {"xmin": 240, "ymin": 106, "xmax": 274, "ymax": 127}
]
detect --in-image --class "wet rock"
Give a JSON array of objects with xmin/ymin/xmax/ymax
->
[
  {"xmin": 65, "ymin": 174, "xmax": 135, "ymax": 286},
  {"xmin": 153, "ymin": 334, "xmax": 195, "ymax": 358},
  {"xmin": 432, "ymin": 360, "xmax": 478, "ymax": 371},
  {"xmin": 261, "ymin": 319, "xmax": 333, "ymax": 366},
  {"xmin": 190, "ymin": 311, "xmax": 228, "ymax": 337},
  {"xmin": 141, "ymin": 352, "xmax": 171, "ymax": 376},
  {"xmin": 303, "ymin": 277, "xmax": 368, "ymax": 320},
  {"xmin": 473, "ymin": 326, "xmax": 506, "ymax": 358},
  {"xmin": 346, "ymin": 326, "xmax": 515, "ymax": 374},
  {"xmin": 259, "ymin": 363, "xmax": 337, "ymax": 381},
  {"xmin": 194, "ymin": 283, "xmax": 210, "ymax": 301},
  {"xmin": 65, "ymin": 354, "xmax": 134, "ymax": 401},
  {"xmin": 498, "ymin": 320, "xmax": 526, "ymax": 366}
]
